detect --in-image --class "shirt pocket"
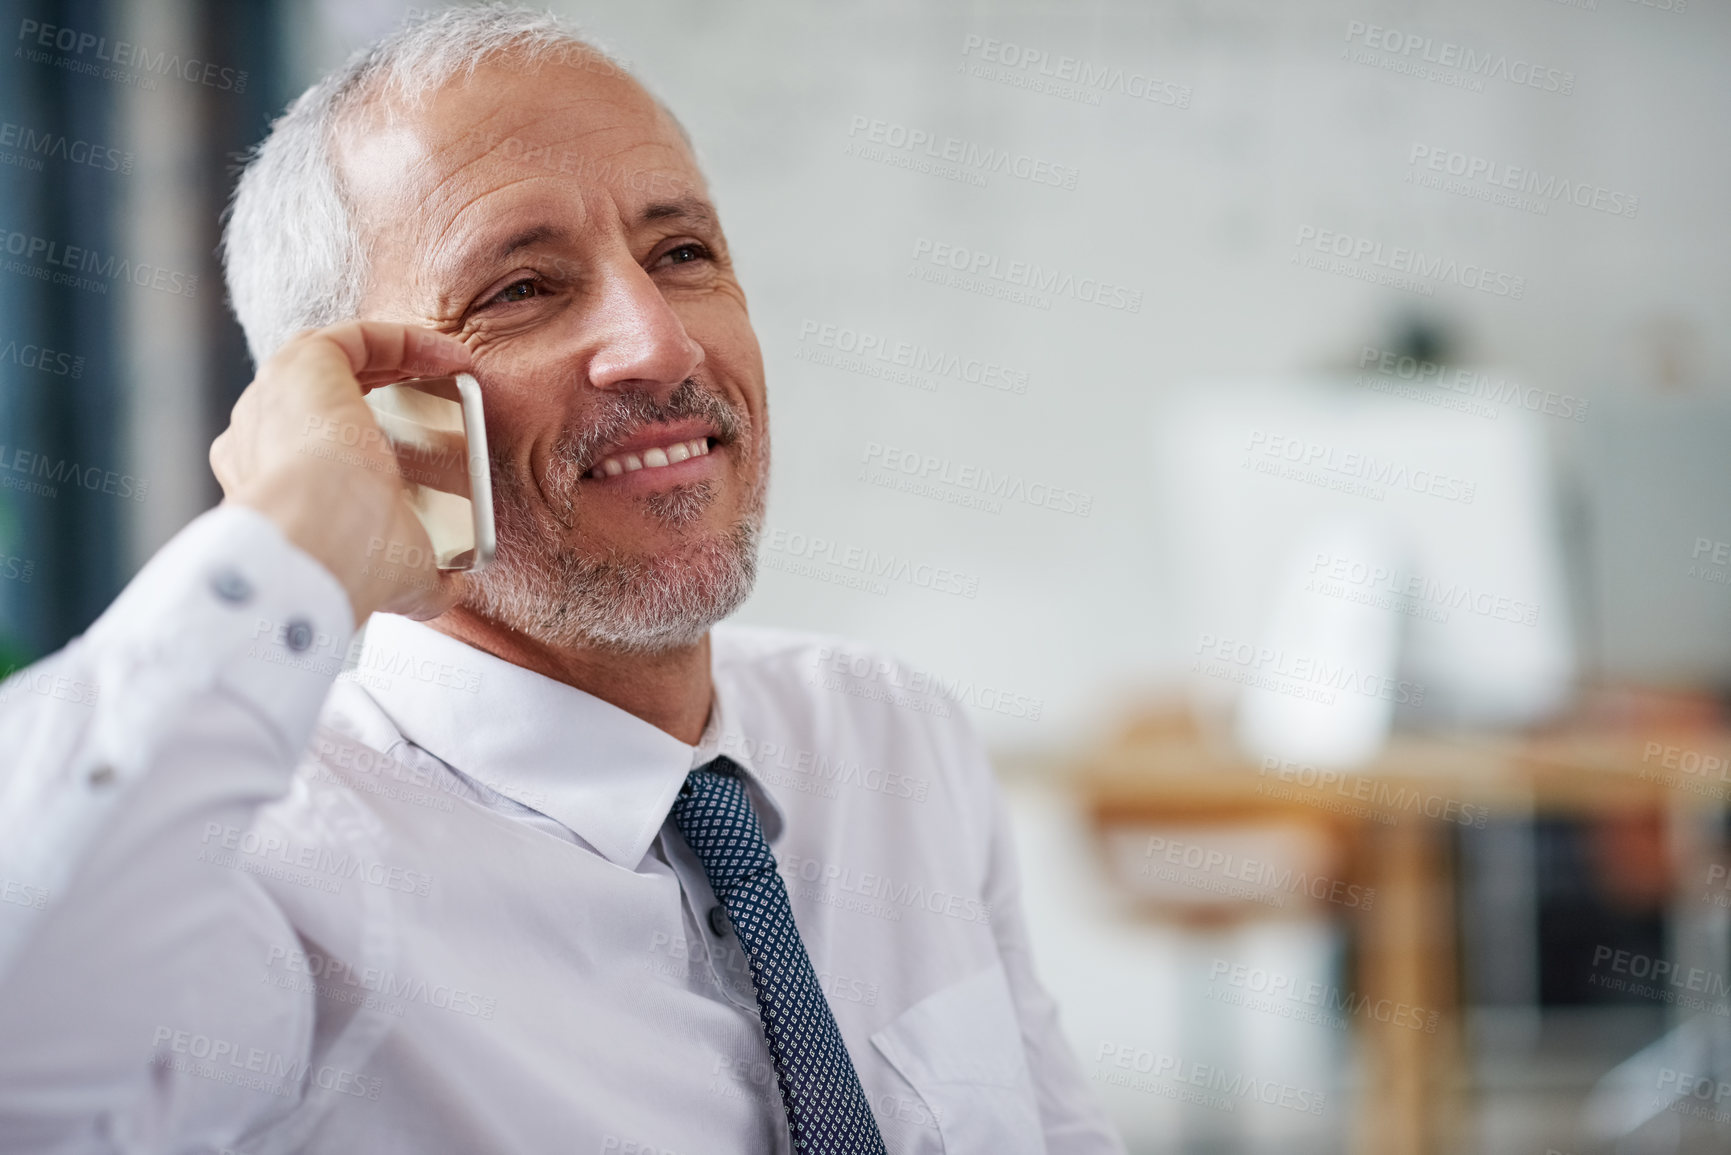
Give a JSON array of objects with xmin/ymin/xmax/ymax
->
[{"xmin": 870, "ymin": 961, "xmax": 1046, "ymax": 1155}]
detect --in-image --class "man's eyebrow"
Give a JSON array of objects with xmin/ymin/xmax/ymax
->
[
  {"xmin": 496, "ymin": 224, "xmax": 569, "ymax": 260},
  {"xmin": 638, "ymin": 196, "xmax": 718, "ymax": 232}
]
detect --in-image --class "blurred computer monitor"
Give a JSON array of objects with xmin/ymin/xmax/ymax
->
[{"xmin": 1155, "ymin": 375, "xmax": 1575, "ymax": 763}]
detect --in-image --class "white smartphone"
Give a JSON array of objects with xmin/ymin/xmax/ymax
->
[{"xmin": 362, "ymin": 372, "xmax": 496, "ymax": 573}]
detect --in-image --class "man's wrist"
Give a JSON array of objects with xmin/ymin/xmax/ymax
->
[{"xmin": 231, "ymin": 464, "xmax": 398, "ymax": 627}]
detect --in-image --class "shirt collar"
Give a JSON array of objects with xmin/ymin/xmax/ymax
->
[
  {"xmin": 353, "ymin": 613, "xmax": 784, "ymax": 867},
  {"xmin": 688, "ymin": 680, "xmax": 786, "ymax": 846}
]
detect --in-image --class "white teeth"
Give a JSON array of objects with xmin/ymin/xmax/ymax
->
[{"xmin": 590, "ymin": 437, "xmax": 714, "ymax": 478}]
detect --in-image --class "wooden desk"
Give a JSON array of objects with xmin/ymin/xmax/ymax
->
[{"xmin": 1068, "ymin": 704, "xmax": 1730, "ymax": 1155}]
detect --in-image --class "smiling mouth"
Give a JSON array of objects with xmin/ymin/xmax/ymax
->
[{"xmin": 587, "ymin": 435, "xmax": 717, "ymax": 479}]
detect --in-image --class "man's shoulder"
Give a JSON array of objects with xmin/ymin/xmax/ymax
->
[{"xmin": 712, "ymin": 625, "xmax": 998, "ymax": 858}]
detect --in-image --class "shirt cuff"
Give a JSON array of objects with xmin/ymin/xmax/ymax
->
[{"xmin": 84, "ymin": 503, "xmax": 357, "ymax": 757}]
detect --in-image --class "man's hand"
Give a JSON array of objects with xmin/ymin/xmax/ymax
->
[{"xmin": 210, "ymin": 322, "xmax": 475, "ymax": 627}]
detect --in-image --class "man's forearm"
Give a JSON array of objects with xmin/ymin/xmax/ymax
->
[{"xmin": 0, "ymin": 504, "xmax": 351, "ymax": 977}]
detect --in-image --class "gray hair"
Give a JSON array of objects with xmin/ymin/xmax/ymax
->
[{"xmin": 222, "ymin": 4, "xmax": 633, "ymax": 365}]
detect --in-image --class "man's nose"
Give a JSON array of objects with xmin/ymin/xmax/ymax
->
[{"xmin": 583, "ymin": 260, "xmax": 704, "ymax": 394}]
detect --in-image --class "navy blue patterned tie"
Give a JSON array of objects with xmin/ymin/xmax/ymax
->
[{"xmin": 670, "ymin": 756, "xmax": 886, "ymax": 1154}]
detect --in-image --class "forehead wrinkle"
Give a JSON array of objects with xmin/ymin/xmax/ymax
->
[
  {"xmin": 408, "ymin": 130, "xmax": 702, "ymax": 285},
  {"xmin": 346, "ymin": 67, "xmax": 707, "ymax": 318}
]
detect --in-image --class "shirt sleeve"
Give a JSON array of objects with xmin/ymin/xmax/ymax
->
[
  {"xmin": 980, "ymin": 767, "xmax": 1128, "ymax": 1154},
  {"xmin": 0, "ymin": 504, "xmax": 356, "ymax": 1153}
]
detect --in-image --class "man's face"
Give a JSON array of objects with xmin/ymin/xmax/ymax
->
[{"xmin": 338, "ymin": 53, "xmax": 768, "ymax": 651}]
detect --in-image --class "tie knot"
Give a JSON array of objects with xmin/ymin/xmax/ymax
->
[
  {"xmin": 669, "ymin": 758, "xmax": 776, "ymax": 891},
  {"xmin": 680, "ymin": 753, "xmax": 744, "ymax": 796}
]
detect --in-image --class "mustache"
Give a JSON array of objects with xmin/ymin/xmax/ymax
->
[{"xmin": 557, "ymin": 378, "xmax": 746, "ymax": 474}]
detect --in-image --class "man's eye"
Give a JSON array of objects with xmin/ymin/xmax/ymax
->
[
  {"xmin": 489, "ymin": 278, "xmax": 540, "ymax": 305},
  {"xmin": 660, "ymin": 243, "xmax": 709, "ymax": 267}
]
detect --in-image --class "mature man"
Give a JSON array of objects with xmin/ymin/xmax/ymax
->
[{"xmin": 0, "ymin": 8, "xmax": 1120, "ymax": 1153}]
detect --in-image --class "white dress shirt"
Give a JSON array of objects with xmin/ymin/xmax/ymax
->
[{"xmin": 0, "ymin": 505, "xmax": 1123, "ymax": 1154}]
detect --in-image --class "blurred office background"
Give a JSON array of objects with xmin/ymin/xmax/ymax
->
[{"xmin": 1, "ymin": 0, "xmax": 1729, "ymax": 1151}]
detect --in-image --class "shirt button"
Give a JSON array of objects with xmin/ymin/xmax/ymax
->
[
  {"xmin": 208, "ymin": 568, "xmax": 253, "ymax": 604},
  {"xmin": 708, "ymin": 905, "xmax": 731, "ymax": 937},
  {"xmin": 283, "ymin": 618, "xmax": 315, "ymax": 652},
  {"xmin": 86, "ymin": 764, "xmax": 117, "ymax": 789}
]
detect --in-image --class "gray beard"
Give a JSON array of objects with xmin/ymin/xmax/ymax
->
[{"xmin": 460, "ymin": 382, "xmax": 766, "ymax": 655}]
